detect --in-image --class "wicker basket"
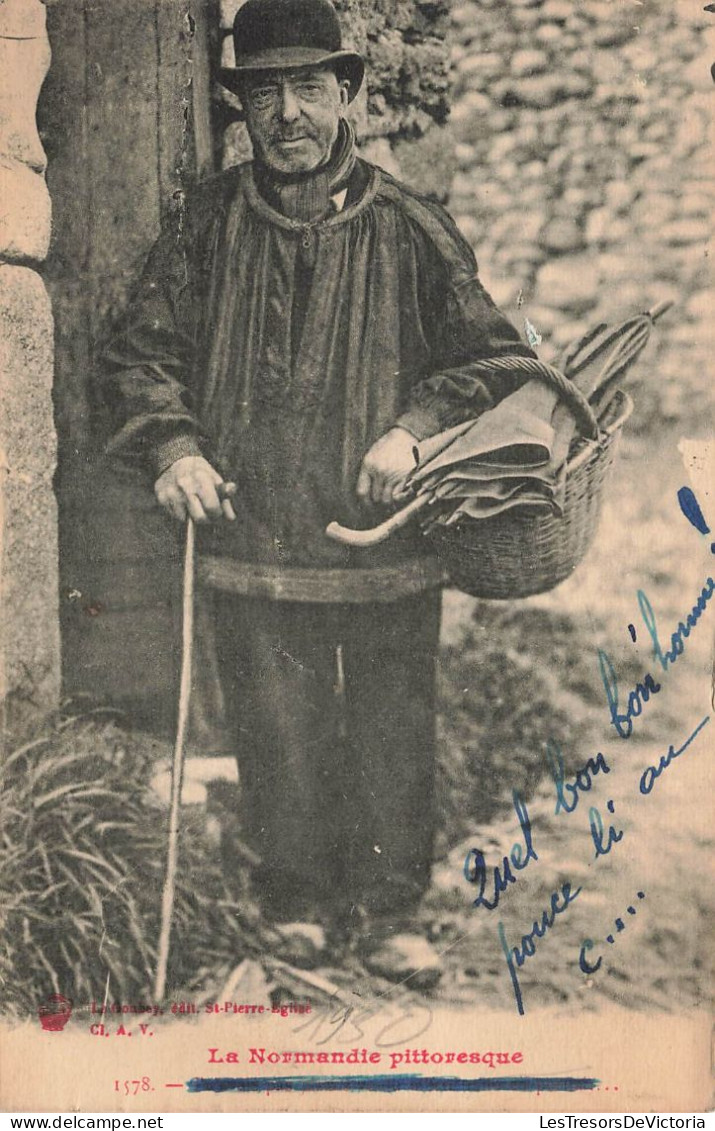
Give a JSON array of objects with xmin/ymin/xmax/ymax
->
[{"xmin": 425, "ymin": 389, "xmax": 633, "ymax": 600}]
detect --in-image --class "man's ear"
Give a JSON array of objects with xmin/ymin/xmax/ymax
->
[{"xmin": 338, "ymin": 79, "xmax": 350, "ymax": 111}]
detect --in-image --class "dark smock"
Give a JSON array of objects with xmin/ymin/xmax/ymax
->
[{"xmin": 99, "ymin": 159, "xmax": 533, "ymax": 920}]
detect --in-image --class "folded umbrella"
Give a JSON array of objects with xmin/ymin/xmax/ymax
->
[
  {"xmin": 560, "ymin": 301, "xmax": 672, "ymax": 398},
  {"xmin": 326, "ymin": 303, "xmax": 672, "ymax": 549},
  {"xmin": 409, "ymin": 402, "xmax": 556, "ymax": 480},
  {"xmin": 548, "ymin": 300, "xmax": 673, "ymax": 472}
]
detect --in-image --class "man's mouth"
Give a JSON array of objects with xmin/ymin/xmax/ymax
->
[{"xmin": 273, "ymin": 135, "xmax": 311, "ymax": 146}]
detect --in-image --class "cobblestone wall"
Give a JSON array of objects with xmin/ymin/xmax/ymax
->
[{"xmin": 448, "ymin": 0, "xmax": 712, "ymax": 434}]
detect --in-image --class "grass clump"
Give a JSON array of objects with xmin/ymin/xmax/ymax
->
[
  {"xmin": 0, "ymin": 712, "xmax": 258, "ymax": 1017},
  {"xmin": 436, "ymin": 602, "xmax": 591, "ymax": 849}
]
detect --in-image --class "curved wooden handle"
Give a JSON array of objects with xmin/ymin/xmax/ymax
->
[
  {"xmin": 648, "ymin": 300, "xmax": 673, "ymax": 322},
  {"xmin": 326, "ymin": 493, "xmax": 431, "ymax": 547}
]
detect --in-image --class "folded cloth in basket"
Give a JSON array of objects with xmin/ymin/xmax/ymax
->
[{"xmin": 404, "ymin": 307, "xmax": 665, "ymax": 529}]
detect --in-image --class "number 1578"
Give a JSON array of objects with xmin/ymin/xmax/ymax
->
[{"xmin": 114, "ymin": 1077, "xmax": 153, "ymax": 1095}]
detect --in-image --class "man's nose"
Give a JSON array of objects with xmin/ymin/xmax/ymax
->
[{"xmin": 278, "ymin": 84, "xmax": 301, "ymax": 122}]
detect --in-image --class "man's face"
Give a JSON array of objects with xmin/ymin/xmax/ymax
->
[{"xmin": 242, "ymin": 66, "xmax": 350, "ymax": 175}]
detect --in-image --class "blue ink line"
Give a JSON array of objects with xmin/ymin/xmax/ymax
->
[
  {"xmin": 499, "ymin": 881, "xmax": 582, "ymax": 1016},
  {"xmin": 638, "ymin": 583, "xmax": 715, "ymax": 676},
  {"xmin": 464, "ymin": 791, "xmax": 538, "ymax": 911},
  {"xmin": 600, "ymin": 574, "xmax": 714, "ymax": 741},
  {"xmin": 545, "ymin": 740, "xmax": 611, "ymax": 818},
  {"xmin": 678, "ymin": 486, "xmax": 710, "ymax": 535},
  {"xmin": 598, "ymin": 647, "xmax": 661, "ymax": 740},
  {"xmin": 187, "ymin": 1074, "xmax": 599, "ymax": 1094},
  {"xmin": 639, "ymin": 715, "xmax": 710, "ymax": 796}
]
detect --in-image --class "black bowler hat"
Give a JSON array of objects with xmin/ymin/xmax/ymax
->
[{"xmin": 221, "ymin": 0, "xmax": 365, "ymax": 103}]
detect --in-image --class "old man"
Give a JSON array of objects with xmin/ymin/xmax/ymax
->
[{"xmin": 99, "ymin": 0, "xmax": 533, "ymax": 982}]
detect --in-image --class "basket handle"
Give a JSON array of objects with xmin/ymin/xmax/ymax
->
[{"xmin": 467, "ymin": 355, "xmax": 600, "ymax": 440}]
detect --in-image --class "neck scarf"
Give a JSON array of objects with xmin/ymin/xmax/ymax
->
[{"xmin": 255, "ymin": 118, "xmax": 357, "ymax": 223}]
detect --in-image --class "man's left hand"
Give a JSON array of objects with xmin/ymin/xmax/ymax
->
[{"xmin": 356, "ymin": 427, "xmax": 418, "ymax": 507}]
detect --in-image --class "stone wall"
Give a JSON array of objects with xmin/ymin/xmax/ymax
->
[
  {"xmin": 0, "ymin": 0, "xmax": 59, "ymax": 740},
  {"xmin": 448, "ymin": 0, "xmax": 712, "ymax": 434}
]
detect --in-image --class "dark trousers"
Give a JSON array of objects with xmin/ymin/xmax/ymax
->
[{"xmin": 213, "ymin": 589, "xmax": 441, "ymax": 922}]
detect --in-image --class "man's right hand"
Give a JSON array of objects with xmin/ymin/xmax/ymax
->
[{"xmin": 154, "ymin": 456, "xmax": 237, "ymax": 523}]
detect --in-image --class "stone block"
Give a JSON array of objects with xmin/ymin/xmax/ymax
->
[
  {"xmin": 459, "ymin": 51, "xmax": 503, "ymax": 82},
  {"xmin": 604, "ymin": 180, "xmax": 637, "ymax": 213},
  {"xmin": 510, "ymin": 50, "xmax": 550, "ymax": 78},
  {"xmin": 534, "ymin": 24, "xmax": 565, "ymax": 46},
  {"xmin": 539, "ymin": 217, "xmax": 586, "ymax": 255},
  {"xmin": 534, "ymin": 254, "xmax": 600, "ymax": 314},
  {"xmin": 541, "ymin": 0, "xmax": 573, "ymax": 24},
  {"xmin": 452, "ymin": 3, "xmax": 480, "ymax": 28},
  {"xmin": 0, "ymin": 38, "xmax": 51, "ymax": 171},
  {"xmin": 586, "ymin": 207, "xmax": 618, "ymax": 246},
  {"xmin": 0, "ymin": 264, "xmax": 59, "ymax": 725},
  {"xmin": 659, "ymin": 218, "xmax": 712, "ymax": 248},
  {"xmin": 0, "ymin": 0, "xmax": 46, "ymax": 38},
  {"xmin": 0, "ymin": 159, "xmax": 51, "ymax": 261},
  {"xmin": 498, "ymin": 75, "xmax": 565, "ymax": 109},
  {"xmin": 593, "ymin": 23, "xmax": 637, "ymax": 49}
]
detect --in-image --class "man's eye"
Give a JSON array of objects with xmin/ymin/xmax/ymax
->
[
  {"xmin": 249, "ymin": 88, "xmax": 276, "ymax": 105},
  {"xmin": 297, "ymin": 83, "xmax": 321, "ymax": 97}
]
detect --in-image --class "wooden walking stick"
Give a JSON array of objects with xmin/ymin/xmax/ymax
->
[
  {"xmin": 153, "ymin": 480, "xmax": 237, "ymax": 999},
  {"xmin": 154, "ymin": 515, "xmax": 196, "ymax": 1002}
]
